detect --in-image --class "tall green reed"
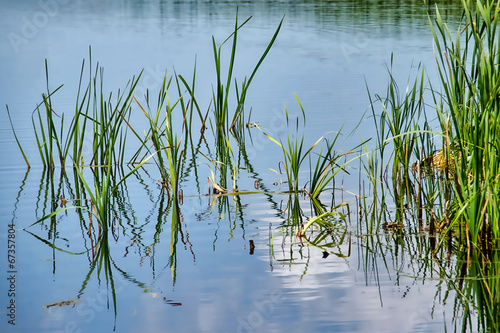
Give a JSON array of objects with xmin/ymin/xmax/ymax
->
[
  {"xmin": 211, "ymin": 11, "xmax": 283, "ymax": 138},
  {"xmin": 87, "ymin": 65, "xmax": 141, "ymax": 167},
  {"xmin": 27, "ymin": 51, "xmax": 141, "ymax": 169},
  {"xmin": 265, "ymin": 94, "xmax": 359, "ymax": 198},
  {"xmin": 362, "ymin": 53, "xmax": 460, "ymax": 236},
  {"xmin": 367, "ymin": 60, "xmax": 426, "ymax": 219},
  {"xmin": 31, "ymin": 63, "xmax": 64, "ymax": 168},
  {"xmin": 308, "ymin": 134, "xmax": 364, "ymax": 201},
  {"xmin": 208, "ymin": 12, "xmax": 283, "ymax": 191},
  {"xmin": 133, "ymin": 71, "xmax": 187, "ymax": 198},
  {"xmin": 6, "ymin": 105, "xmax": 30, "ymax": 168},
  {"xmin": 265, "ymin": 94, "xmax": 316, "ymax": 193},
  {"xmin": 430, "ymin": 0, "xmax": 500, "ymax": 250}
]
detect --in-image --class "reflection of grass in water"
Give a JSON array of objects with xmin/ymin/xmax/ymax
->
[
  {"xmin": 431, "ymin": 248, "xmax": 500, "ymax": 332},
  {"xmin": 269, "ymin": 194, "xmax": 350, "ymax": 276}
]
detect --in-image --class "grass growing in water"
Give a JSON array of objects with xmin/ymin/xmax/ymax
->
[
  {"xmin": 265, "ymin": 94, "xmax": 361, "ymax": 200},
  {"xmin": 25, "ymin": 52, "xmax": 142, "ymax": 169},
  {"xmin": 365, "ymin": 1, "xmax": 500, "ymax": 234},
  {"xmin": 13, "ymin": 2, "xmax": 500, "ymax": 260},
  {"xmin": 429, "ymin": 0, "xmax": 500, "ymax": 252},
  {"xmin": 11, "ymin": 3, "xmax": 500, "ymax": 331},
  {"xmin": 132, "ymin": 72, "xmax": 187, "ymax": 198},
  {"xmin": 211, "ymin": 11, "xmax": 283, "ymax": 139}
]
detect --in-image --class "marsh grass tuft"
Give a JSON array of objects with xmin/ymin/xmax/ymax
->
[
  {"xmin": 265, "ymin": 94, "xmax": 361, "ymax": 199},
  {"xmin": 208, "ymin": 12, "xmax": 283, "ymax": 192},
  {"xmin": 211, "ymin": 11, "xmax": 283, "ymax": 139},
  {"xmin": 132, "ymin": 71, "xmax": 187, "ymax": 198},
  {"xmin": 361, "ymin": 0, "xmax": 500, "ymax": 259},
  {"xmin": 429, "ymin": 0, "xmax": 500, "ymax": 252},
  {"xmin": 264, "ymin": 94, "xmax": 319, "ymax": 193},
  {"xmin": 26, "ymin": 51, "xmax": 141, "ymax": 169}
]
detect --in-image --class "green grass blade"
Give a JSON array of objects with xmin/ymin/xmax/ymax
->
[{"xmin": 6, "ymin": 105, "xmax": 30, "ymax": 168}]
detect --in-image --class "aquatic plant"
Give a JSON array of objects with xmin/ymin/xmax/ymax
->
[
  {"xmin": 133, "ymin": 72, "xmax": 186, "ymax": 197},
  {"xmin": 89, "ymin": 71, "xmax": 140, "ymax": 167},
  {"xmin": 23, "ymin": 52, "xmax": 142, "ymax": 169},
  {"xmin": 31, "ymin": 67, "xmax": 64, "ymax": 168},
  {"xmin": 6, "ymin": 105, "xmax": 30, "ymax": 168},
  {"xmin": 361, "ymin": 0, "xmax": 500, "ymax": 256},
  {"xmin": 264, "ymin": 94, "xmax": 358, "ymax": 199},
  {"xmin": 429, "ymin": 0, "xmax": 500, "ymax": 252},
  {"xmin": 211, "ymin": 11, "xmax": 283, "ymax": 139},
  {"xmin": 308, "ymin": 134, "xmax": 365, "ymax": 201},
  {"xmin": 205, "ymin": 12, "xmax": 284, "ymax": 192},
  {"xmin": 264, "ymin": 94, "xmax": 320, "ymax": 193}
]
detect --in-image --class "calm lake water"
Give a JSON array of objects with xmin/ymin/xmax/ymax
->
[{"xmin": 0, "ymin": 1, "xmax": 474, "ymax": 332}]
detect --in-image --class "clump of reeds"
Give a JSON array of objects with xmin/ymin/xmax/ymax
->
[
  {"xmin": 211, "ymin": 11, "xmax": 283, "ymax": 139},
  {"xmin": 206, "ymin": 12, "xmax": 283, "ymax": 192},
  {"xmin": 430, "ymin": 0, "xmax": 500, "ymax": 252},
  {"xmin": 362, "ymin": 0, "xmax": 500, "ymax": 257},
  {"xmin": 131, "ymin": 71, "xmax": 188, "ymax": 198},
  {"xmin": 264, "ymin": 95, "xmax": 312, "ymax": 193},
  {"xmin": 20, "ymin": 50, "xmax": 141, "ymax": 169},
  {"xmin": 15, "ymin": 13, "xmax": 358, "ymax": 266},
  {"xmin": 264, "ymin": 94, "xmax": 361, "ymax": 204}
]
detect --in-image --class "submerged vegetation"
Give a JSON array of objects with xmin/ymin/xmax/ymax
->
[{"xmin": 6, "ymin": 1, "xmax": 500, "ymax": 331}]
